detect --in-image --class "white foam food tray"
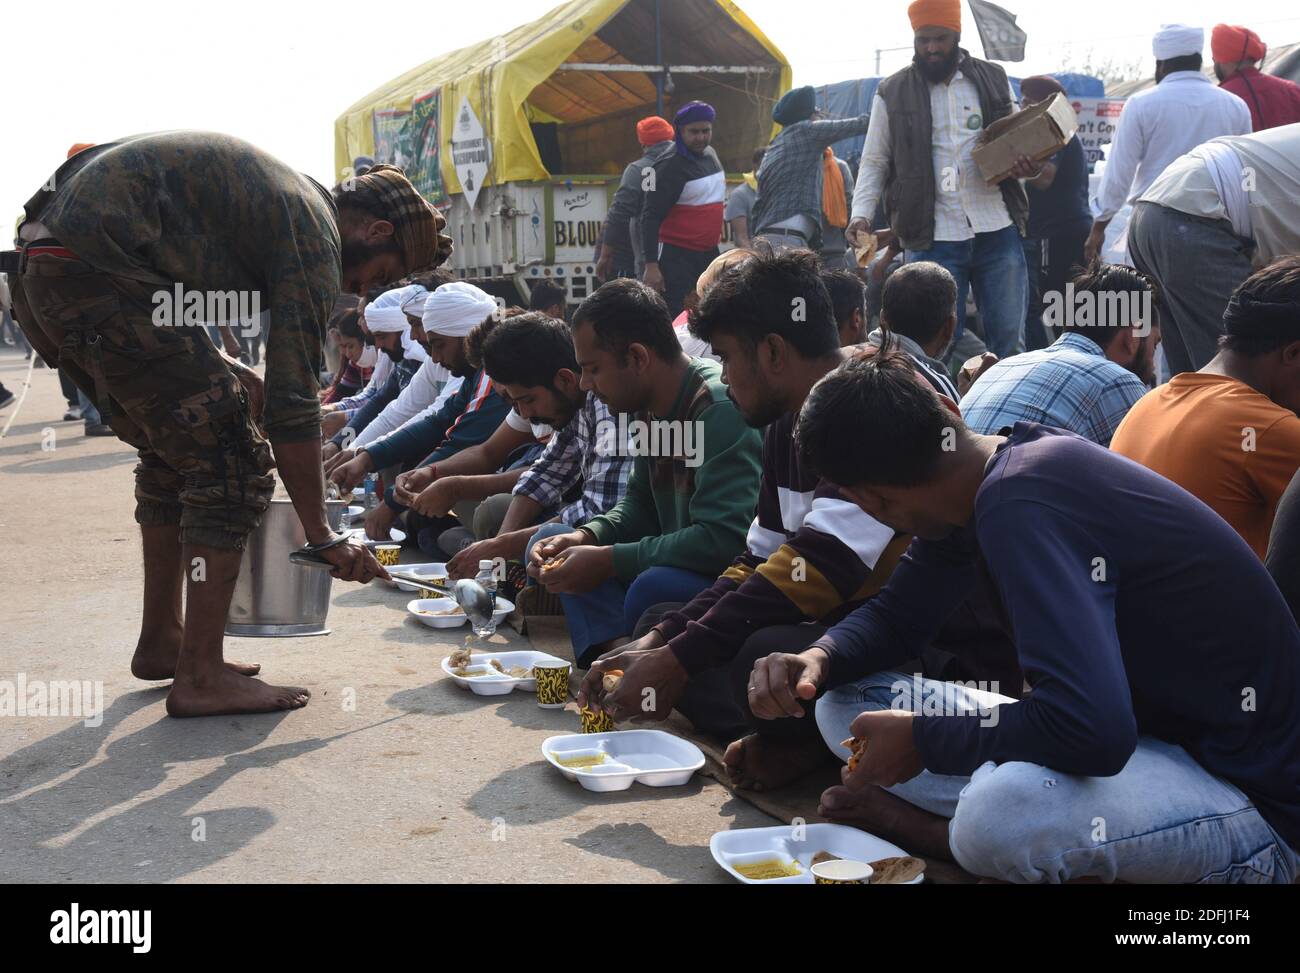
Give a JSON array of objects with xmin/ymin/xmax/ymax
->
[
  {"xmin": 348, "ymin": 526, "xmax": 406, "ymax": 546},
  {"xmin": 542, "ymin": 729, "xmax": 705, "ymax": 792},
  {"xmin": 391, "ymin": 562, "xmax": 450, "ymax": 592},
  {"xmin": 440, "ymin": 648, "xmax": 563, "ymax": 695},
  {"xmin": 710, "ymin": 822, "xmax": 924, "ymax": 885}
]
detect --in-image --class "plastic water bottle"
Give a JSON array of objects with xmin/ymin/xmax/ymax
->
[
  {"xmin": 471, "ymin": 559, "xmax": 499, "ymax": 637},
  {"xmin": 363, "ymin": 473, "xmax": 379, "ymax": 510}
]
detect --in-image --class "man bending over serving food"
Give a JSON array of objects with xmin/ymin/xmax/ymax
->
[
  {"xmin": 752, "ymin": 351, "xmax": 1300, "ymax": 883},
  {"xmin": 576, "ymin": 249, "xmax": 1017, "ymax": 789},
  {"xmin": 393, "ymin": 311, "xmax": 632, "ymax": 572}
]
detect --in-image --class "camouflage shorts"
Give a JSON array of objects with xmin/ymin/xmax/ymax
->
[{"xmin": 12, "ymin": 249, "xmax": 275, "ymax": 550}]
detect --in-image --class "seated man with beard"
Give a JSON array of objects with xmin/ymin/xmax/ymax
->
[
  {"xmin": 958, "ymin": 263, "xmax": 1156, "ymax": 446},
  {"xmin": 528, "ymin": 278, "xmax": 762, "ymax": 667},
  {"xmin": 393, "ymin": 311, "xmax": 632, "ymax": 570},
  {"xmin": 320, "ymin": 282, "xmax": 433, "ymax": 444},
  {"xmin": 576, "ymin": 249, "xmax": 1017, "ymax": 789},
  {"xmin": 328, "ymin": 282, "xmax": 510, "ymax": 541},
  {"xmin": 322, "ymin": 271, "xmax": 463, "ymax": 466}
]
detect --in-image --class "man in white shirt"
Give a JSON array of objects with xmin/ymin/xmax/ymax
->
[
  {"xmin": 1084, "ymin": 23, "xmax": 1252, "ymax": 264},
  {"xmin": 845, "ymin": 0, "xmax": 1030, "ymax": 360},
  {"xmin": 322, "ymin": 282, "xmax": 493, "ymax": 470},
  {"xmin": 1127, "ymin": 124, "xmax": 1300, "ymax": 374}
]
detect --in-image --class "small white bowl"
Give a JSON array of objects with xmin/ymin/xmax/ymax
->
[{"xmin": 407, "ymin": 597, "xmax": 467, "ymax": 629}]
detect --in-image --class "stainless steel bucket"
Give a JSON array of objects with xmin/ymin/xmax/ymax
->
[{"xmin": 225, "ymin": 498, "xmax": 348, "ymax": 637}]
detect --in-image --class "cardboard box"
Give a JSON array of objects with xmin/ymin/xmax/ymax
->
[{"xmin": 972, "ymin": 92, "xmax": 1079, "ymax": 185}]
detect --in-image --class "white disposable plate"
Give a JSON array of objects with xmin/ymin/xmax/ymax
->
[
  {"xmin": 709, "ymin": 823, "xmax": 924, "ymax": 885},
  {"xmin": 392, "ymin": 562, "xmax": 450, "ymax": 592},
  {"xmin": 440, "ymin": 648, "xmax": 565, "ymax": 695},
  {"xmin": 409, "ymin": 598, "xmax": 513, "ymax": 632},
  {"xmin": 346, "ymin": 505, "xmax": 365, "ymax": 522},
  {"xmin": 349, "ymin": 526, "xmax": 406, "ymax": 546},
  {"xmin": 408, "ymin": 597, "xmax": 468, "ymax": 629},
  {"xmin": 542, "ymin": 729, "xmax": 705, "ymax": 793}
]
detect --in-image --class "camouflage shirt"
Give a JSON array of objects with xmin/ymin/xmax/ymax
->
[{"xmin": 24, "ymin": 131, "xmax": 340, "ymax": 441}]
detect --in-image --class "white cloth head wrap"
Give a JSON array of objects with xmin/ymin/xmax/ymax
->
[
  {"xmin": 364, "ymin": 284, "xmax": 428, "ymax": 334},
  {"xmin": 422, "ymin": 281, "xmax": 499, "ymax": 337},
  {"xmin": 1153, "ymin": 24, "xmax": 1204, "ymax": 60}
]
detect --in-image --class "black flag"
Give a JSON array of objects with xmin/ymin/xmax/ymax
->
[{"xmin": 969, "ymin": 0, "xmax": 1027, "ymax": 62}]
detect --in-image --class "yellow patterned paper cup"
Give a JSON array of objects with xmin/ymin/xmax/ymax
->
[
  {"xmin": 533, "ymin": 660, "xmax": 571, "ymax": 709},
  {"xmin": 374, "ymin": 544, "xmax": 400, "ymax": 567},
  {"xmin": 579, "ymin": 707, "xmax": 614, "ymax": 733}
]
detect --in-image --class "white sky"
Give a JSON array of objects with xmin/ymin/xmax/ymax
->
[{"xmin": 5, "ymin": 0, "xmax": 1300, "ymax": 223}]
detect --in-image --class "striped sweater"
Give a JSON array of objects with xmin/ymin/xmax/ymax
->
[
  {"xmin": 362, "ymin": 367, "xmax": 508, "ymax": 510},
  {"xmin": 655, "ymin": 410, "xmax": 910, "ymax": 674},
  {"xmin": 640, "ymin": 145, "xmax": 725, "ymax": 256}
]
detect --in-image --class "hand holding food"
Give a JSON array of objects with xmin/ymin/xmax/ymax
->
[
  {"xmin": 745, "ymin": 646, "xmax": 828, "ymax": 720},
  {"xmin": 842, "ymin": 709, "xmax": 924, "ymax": 789}
]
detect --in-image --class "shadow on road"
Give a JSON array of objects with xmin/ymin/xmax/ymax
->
[{"xmin": 0, "ymin": 700, "xmax": 359, "ymax": 882}]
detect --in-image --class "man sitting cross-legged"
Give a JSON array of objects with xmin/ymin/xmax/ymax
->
[
  {"xmin": 957, "ymin": 262, "xmax": 1157, "ymax": 446},
  {"xmin": 749, "ymin": 351, "xmax": 1300, "ymax": 883},
  {"xmin": 526, "ymin": 278, "xmax": 762, "ymax": 668},
  {"xmin": 392, "ymin": 311, "xmax": 631, "ymax": 574},
  {"xmin": 575, "ymin": 249, "xmax": 1018, "ymax": 790},
  {"xmin": 328, "ymin": 282, "xmax": 510, "ymax": 540},
  {"xmin": 863, "ymin": 261, "xmax": 961, "ymax": 401},
  {"xmin": 1112, "ymin": 256, "xmax": 1300, "ymax": 559}
]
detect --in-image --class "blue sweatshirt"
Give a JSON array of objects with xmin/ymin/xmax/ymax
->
[
  {"xmin": 816, "ymin": 423, "xmax": 1300, "ymax": 849},
  {"xmin": 360, "ymin": 368, "xmax": 508, "ymax": 511},
  {"xmin": 330, "ymin": 356, "xmax": 422, "ymax": 447}
]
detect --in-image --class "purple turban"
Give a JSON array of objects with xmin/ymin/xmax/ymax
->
[{"xmin": 673, "ymin": 100, "xmax": 716, "ymax": 157}]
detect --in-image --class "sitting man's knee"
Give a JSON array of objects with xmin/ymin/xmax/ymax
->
[{"xmin": 949, "ymin": 762, "xmax": 1071, "ymax": 881}]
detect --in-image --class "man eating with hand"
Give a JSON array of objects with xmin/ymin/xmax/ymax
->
[{"xmin": 746, "ymin": 350, "xmax": 1300, "ymax": 883}]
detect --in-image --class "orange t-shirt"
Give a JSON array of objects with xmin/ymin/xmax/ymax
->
[{"xmin": 1111, "ymin": 374, "xmax": 1300, "ymax": 558}]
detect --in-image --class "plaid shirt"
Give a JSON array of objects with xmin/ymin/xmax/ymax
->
[
  {"xmin": 959, "ymin": 333, "xmax": 1148, "ymax": 446},
  {"xmin": 751, "ymin": 115, "xmax": 871, "ymax": 235},
  {"xmin": 512, "ymin": 392, "xmax": 632, "ymax": 526}
]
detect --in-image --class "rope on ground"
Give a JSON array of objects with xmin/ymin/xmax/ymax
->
[{"xmin": 0, "ymin": 354, "xmax": 37, "ymax": 440}]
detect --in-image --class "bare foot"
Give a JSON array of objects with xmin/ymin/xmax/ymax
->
[
  {"xmin": 819, "ymin": 783, "xmax": 954, "ymax": 861},
  {"xmin": 165, "ymin": 668, "xmax": 310, "ymax": 717},
  {"xmin": 819, "ymin": 783, "xmax": 905, "ymax": 829},
  {"xmin": 721, "ymin": 733, "xmax": 836, "ymax": 791},
  {"xmin": 132, "ymin": 628, "xmax": 260, "ymax": 681}
]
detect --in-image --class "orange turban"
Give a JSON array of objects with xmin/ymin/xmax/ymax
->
[
  {"xmin": 67, "ymin": 142, "xmax": 95, "ymax": 159},
  {"xmin": 636, "ymin": 116, "xmax": 674, "ymax": 146},
  {"xmin": 908, "ymin": 0, "xmax": 960, "ymax": 33},
  {"xmin": 1212, "ymin": 24, "xmax": 1266, "ymax": 63}
]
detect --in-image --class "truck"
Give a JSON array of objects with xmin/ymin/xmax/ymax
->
[{"xmin": 334, "ymin": 0, "xmax": 789, "ymax": 307}]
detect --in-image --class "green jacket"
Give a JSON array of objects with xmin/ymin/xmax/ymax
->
[{"xmin": 584, "ymin": 358, "xmax": 762, "ymax": 582}]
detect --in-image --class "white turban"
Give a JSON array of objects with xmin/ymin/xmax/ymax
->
[
  {"xmin": 364, "ymin": 284, "xmax": 428, "ymax": 334},
  {"xmin": 1153, "ymin": 24, "xmax": 1204, "ymax": 60},
  {"xmin": 422, "ymin": 281, "xmax": 499, "ymax": 338}
]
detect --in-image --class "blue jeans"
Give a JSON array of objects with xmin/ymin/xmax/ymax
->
[
  {"xmin": 527, "ymin": 523, "xmax": 714, "ymax": 666},
  {"xmin": 815, "ymin": 671, "xmax": 1300, "ymax": 884},
  {"xmin": 77, "ymin": 387, "xmax": 101, "ymax": 427},
  {"xmin": 905, "ymin": 223, "xmax": 1028, "ymax": 359}
]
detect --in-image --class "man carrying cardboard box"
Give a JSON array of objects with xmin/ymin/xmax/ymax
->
[{"xmin": 846, "ymin": 0, "xmax": 1029, "ymax": 360}]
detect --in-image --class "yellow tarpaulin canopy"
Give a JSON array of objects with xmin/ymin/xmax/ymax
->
[{"xmin": 334, "ymin": 0, "xmax": 791, "ymax": 196}]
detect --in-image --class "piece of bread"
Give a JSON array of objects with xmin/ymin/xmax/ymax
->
[
  {"xmin": 842, "ymin": 736, "xmax": 869, "ymax": 772},
  {"xmin": 601, "ymin": 669, "xmax": 624, "ymax": 694},
  {"xmin": 869, "ymin": 856, "xmax": 925, "ymax": 884}
]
